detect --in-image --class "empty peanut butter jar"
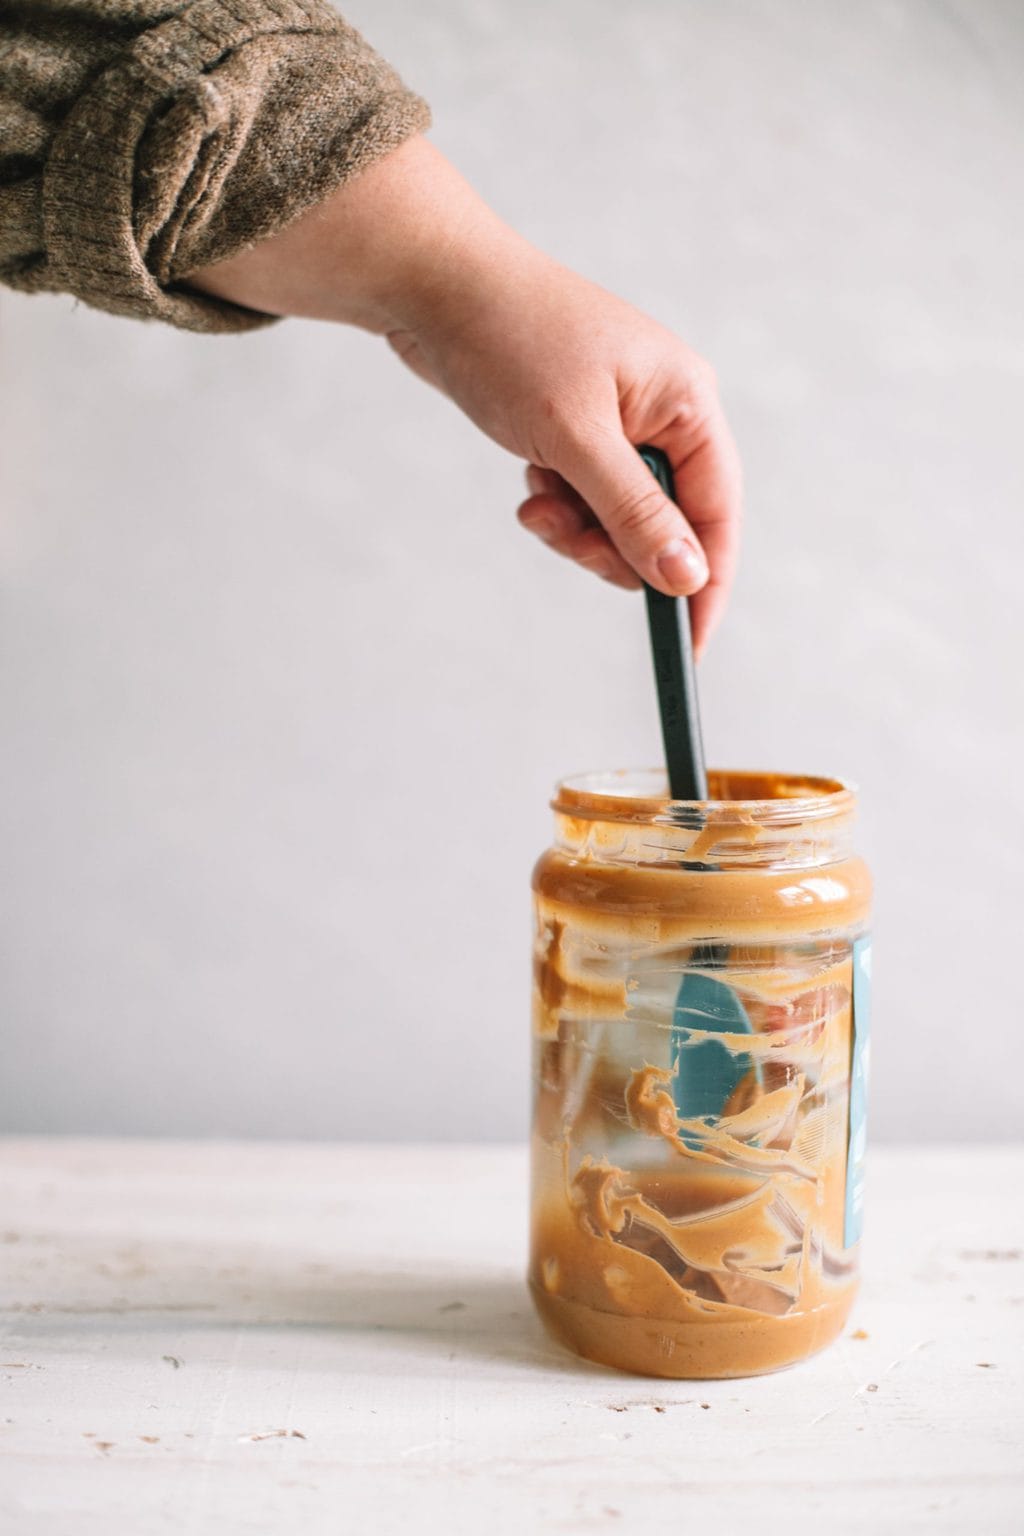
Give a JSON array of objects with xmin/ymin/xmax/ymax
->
[{"xmin": 529, "ymin": 769, "xmax": 872, "ymax": 1378}]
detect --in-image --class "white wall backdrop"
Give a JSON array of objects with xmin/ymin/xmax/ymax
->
[{"xmin": 2, "ymin": 0, "xmax": 1021, "ymax": 1141}]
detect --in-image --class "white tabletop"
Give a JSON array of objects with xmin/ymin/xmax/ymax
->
[{"xmin": 0, "ymin": 1140, "xmax": 1020, "ymax": 1534}]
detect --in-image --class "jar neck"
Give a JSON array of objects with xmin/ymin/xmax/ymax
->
[{"xmin": 551, "ymin": 769, "xmax": 857, "ymax": 872}]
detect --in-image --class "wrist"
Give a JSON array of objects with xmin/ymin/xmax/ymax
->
[{"xmin": 345, "ymin": 139, "xmax": 530, "ymax": 340}]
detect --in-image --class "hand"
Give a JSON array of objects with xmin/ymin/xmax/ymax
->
[
  {"xmin": 189, "ymin": 137, "xmax": 742, "ymax": 655},
  {"xmin": 387, "ymin": 243, "xmax": 742, "ymax": 656}
]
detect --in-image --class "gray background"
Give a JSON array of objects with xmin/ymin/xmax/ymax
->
[{"xmin": 2, "ymin": 0, "xmax": 1021, "ymax": 1141}]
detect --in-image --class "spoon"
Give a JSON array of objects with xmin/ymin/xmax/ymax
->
[{"xmin": 638, "ymin": 447, "xmax": 760, "ymax": 1128}]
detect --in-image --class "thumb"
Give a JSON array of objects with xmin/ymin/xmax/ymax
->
[{"xmin": 557, "ymin": 431, "xmax": 709, "ymax": 596}]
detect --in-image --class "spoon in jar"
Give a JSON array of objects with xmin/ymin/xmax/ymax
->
[{"xmin": 638, "ymin": 447, "xmax": 760, "ymax": 1127}]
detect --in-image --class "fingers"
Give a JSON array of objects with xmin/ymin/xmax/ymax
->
[
  {"xmin": 517, "ymin": 363, "xmax": 743, "ymax": 646},
  {"xmin": 666, "ymin": 421, "xmax": 743, "ymax": 657},
  {"xmin": 544, "ymin": 367, "xmax": 743, "ymax": 652},
  {"xmin": 517, "ymin": 467, "xmax": 642, "ymax": 590},
  {"xmin": 554, "ymin": 429, "xmax": 711, "ymax": 598},
  {"xmin": 525, "ymin": 464, "xmax": 575, "ymax": 502}
]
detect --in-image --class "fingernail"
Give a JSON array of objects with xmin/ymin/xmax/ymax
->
[
  {"xmin": 525, "ymin": 516, "xmax": 556, "ymax": 543},
  {"xmin": 657, "ymin": 538, "xmax": 708, "ymax": 591}
]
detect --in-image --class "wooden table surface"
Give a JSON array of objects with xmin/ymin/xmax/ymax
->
[{"xmin": 0, "ymin": 1140, "xmax": 1021, "ymax": 1534}]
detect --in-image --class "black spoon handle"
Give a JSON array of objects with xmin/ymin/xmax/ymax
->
[{"xmin": 638, "ymin": 447, "xmax": 709, "ymax": 802}]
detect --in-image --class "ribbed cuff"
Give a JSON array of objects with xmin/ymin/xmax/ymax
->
[{"xmin": 42, "ymin": 0, "xmax": 430, "ymax": 333}]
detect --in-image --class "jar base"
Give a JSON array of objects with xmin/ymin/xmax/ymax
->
[{"xmin": 530, "ymin": 1280, "xmax": 857, "ymax": 1380}]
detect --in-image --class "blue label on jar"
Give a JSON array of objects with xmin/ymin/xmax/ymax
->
[{"xmin": 844, "ymin": 936, "xmax": 872, "ymax": 1247}]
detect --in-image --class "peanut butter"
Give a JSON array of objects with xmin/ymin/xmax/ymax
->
[{"xmin": 529, "ymin": 769, "xmax": 871, "ymax": 1379}]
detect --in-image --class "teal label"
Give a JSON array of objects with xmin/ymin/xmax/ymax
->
[{"xmin": 844, "ymin": 936, "xmax": 872, "ymax": 1247}]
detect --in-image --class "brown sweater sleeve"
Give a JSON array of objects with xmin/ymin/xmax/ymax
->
[{"xmin": 0, "ymin": 0, "xmax": 430, "ymax": 332}]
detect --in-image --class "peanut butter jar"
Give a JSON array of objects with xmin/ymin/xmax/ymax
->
[{"xmin": 529, "ymin": 769, "xmax": 872, "ymax": 1379}]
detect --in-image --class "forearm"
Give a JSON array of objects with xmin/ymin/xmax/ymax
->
[
  {"xmin": 196, "ymin": 137, "xmax": 741, "ymax": 641},
  {"xmin": 0, "ymin": 0, "xmax": 742, "ymax": 638},
  {"xmin": 188, "ymin": 136, "xmax": 509, "ymax": 335}
]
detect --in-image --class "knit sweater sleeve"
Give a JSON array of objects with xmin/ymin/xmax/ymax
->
[{"xmin": 0, "ymin": 0, "xmax": 430, "ymax": 332}]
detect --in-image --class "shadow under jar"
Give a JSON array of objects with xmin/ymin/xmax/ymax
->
[{"xmin": 529, "ymin": 769, "xmax": 872, "ymax": 1379}]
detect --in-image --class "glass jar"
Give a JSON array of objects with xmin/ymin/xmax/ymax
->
[{"xmin": 529, "ymin": 769, "xmax": 872, "ymax": 1379}]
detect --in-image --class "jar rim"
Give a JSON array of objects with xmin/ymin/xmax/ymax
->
[{"xmin": 552, "ymin": 767, "xmax": 857, "ymax": 827}]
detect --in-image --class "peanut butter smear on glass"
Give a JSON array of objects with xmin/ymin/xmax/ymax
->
[{"xmin": 529, "ymin": 770, "xmax": 872, "ymax": 1379}]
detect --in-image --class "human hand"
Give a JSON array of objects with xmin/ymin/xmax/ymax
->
[
  {"xmin": 189, "ymin": 137, "xmax": 742, "ymax": 655},
  {"xmin": 387, "ymin": 239, "xmax": 742, "ymax": 656}
]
